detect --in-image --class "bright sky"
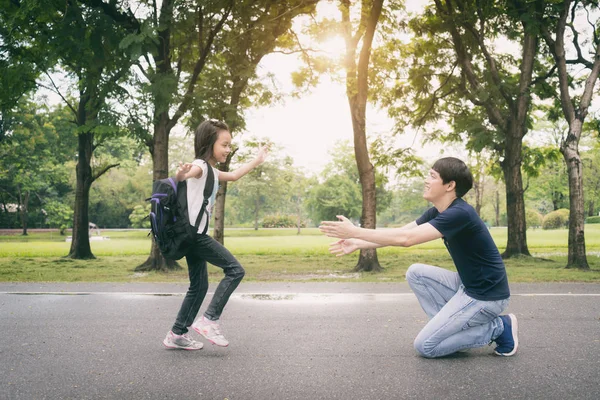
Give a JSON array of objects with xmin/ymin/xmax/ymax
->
[
  {"xmin": 244, "ymin": 1, "xmax": 599, "ymax": 177},
  {"xmin": 242, "ymin": 1, "xmax": 453, "ymax": 177}
]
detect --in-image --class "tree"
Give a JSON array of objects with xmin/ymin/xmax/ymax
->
[
  {"xmin": 377, "ymin": 179, "xmax": 430, "ymax": 227},
  {"xmin": 101, "ymin": 0, "xmax": 234, "ymax": 271},
  {"xmin": 226, "ymin": 139, "xmax": 291, "ymax": 230},
  {"xmin": 287, "ymin": 169, "xmax": 314, "ymax": 234},
  {"xmin": 86, "ymin": 136, "xmax": 149, "ymax": 228},
  {"xmin": 0, "ymin": 99, "xmax": 77, "ymax": 234},
  {"xmin": 184, "ymin": 0, "xmax": 319, "ymax": 244},
  {"xmin": 465, "ymin": 152, "xmax": 494, "ymax": 217},
  {"xmin": 332, "ymin": 0, "xmax": 384, "ymax": 272},
  {"xmin": 387, "ymin": 0, "xmax": 556, "ymax": 258},
  {"xmin": 582, "ymin": 141, "xmax": 600, "ymax": 217},
  {"xmin": 307, "ymin": 140, "xmax": 390, "ymax": 229},
  {"xmin": 45, "ymin": 200, "xmax": 73, "ymax": 235},
  {"xmin": 539, "ymin": 0, "xmax": 600, "ymax": 270},
  {"xmin": 94, "ymin": 0, "xmax": 315, "ymax": 269},
  {"xmin": 3, "ymin": 1, "xmax": 135, "ymax": 257},
  {"xmin": 0, "ymin": 101, "xmax": 53, "ymax": 234},
  {"xmin": 129, "ymin": 204, "xmax": 151, "ymax": 229},
  {"xmin": 0, "ymin": 0, "xmax": 47, "ymax": 143},
  {"xmin": 525, "ymin": 157, "xmax": 569, "ymax": 213}
]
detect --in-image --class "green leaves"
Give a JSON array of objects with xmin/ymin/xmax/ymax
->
[
  {"xmin": 129, "ymin": 204, "xmax": 151, "ymax": 229},
  {"xmin": 119, "ymin": 22, "xmax": 158, "ymax": 61},
  {"xmin": 44, "ymin": 200, "xmax": 74, "ymax": 231}
]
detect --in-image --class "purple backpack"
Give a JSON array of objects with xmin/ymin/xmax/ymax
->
[{"xmin": 148, "ymin": 167, "xmax": 214, "ymax": 260}]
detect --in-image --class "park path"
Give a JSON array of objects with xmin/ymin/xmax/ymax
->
[{"xmin": 1, "ymin": 282, "xmax": 599, "ymax": 400}]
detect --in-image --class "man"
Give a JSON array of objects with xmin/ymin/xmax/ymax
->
[{"xmin": 319, "ymin": 157, "xmax": 518, "ymax": 358}]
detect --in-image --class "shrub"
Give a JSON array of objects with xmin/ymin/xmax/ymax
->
[
  {"xmin": 526, "ymin": 209, "xmax": 543, "ymax": 229},
  {"xmin": 44, "ymin": 200, "xmax": 73, "ymax": 235},
  {"xmin": 129, "ymin": 204, "xmax": 151, "ymax": 229},
  {"xmin": 542, "ymin": 208, "xmax": 569, "ymax": 230},
  {"xmin": 585, "ymin": 216, "xmax": 600, "ymax": 224},
  {"xmin": 261, "ymin": 215, "xmax": 305, "ymax": 228}
]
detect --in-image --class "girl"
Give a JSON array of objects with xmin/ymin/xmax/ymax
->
[{"xmin": 163, "ymin": 119, "xmax": 268, "ymax": 350}]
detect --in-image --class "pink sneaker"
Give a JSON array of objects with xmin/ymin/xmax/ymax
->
[
  {"xmin": 162, "ymin": 331, "xmax": 203, "ymax": 350},
  {"xmin": 192, "ymin": 316, "xmax": 229, "ymax": 347}
]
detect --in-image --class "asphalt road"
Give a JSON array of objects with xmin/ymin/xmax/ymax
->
[{"xmin": 1, "ymin": 282, "xmax": 599, "ymax": 400}]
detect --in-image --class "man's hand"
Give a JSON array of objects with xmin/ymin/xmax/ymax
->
[
  {"xmin": 329, "ymin": 239, "xmax": 359, "ymax": 257},
  {"xmin": 319, "ymin": 215, "xmax": 357, "ymax": 239}
]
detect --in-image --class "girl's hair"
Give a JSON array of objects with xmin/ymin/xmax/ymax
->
[
  {"xmin": 432, "ymin": 157, "xmax": 473, "ymax": 198},
  {"xmin": 194, "ymin": 119, "xmax": 230, "ymax": 161}
]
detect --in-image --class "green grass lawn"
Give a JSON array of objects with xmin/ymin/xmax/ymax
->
[{"xmin": 0, "ymin": 225, "xmax": 599, "ymax": 283}]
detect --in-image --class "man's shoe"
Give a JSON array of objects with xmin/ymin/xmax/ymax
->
[
  {"xmin": 163, "ymin": 331, "xmax": 204, "ymax": 350},
  {"xmin": 192, "ymin": 316, "xmax": 229, "ymax": 347},
  {"xmin": 494, "ymin": 314, "xmax": 518, "ymax": 356}
]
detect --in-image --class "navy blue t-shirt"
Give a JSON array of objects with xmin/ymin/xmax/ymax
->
[{"xmin": 416, "ymin": 198, "xmax": 510, "ymax": 301}]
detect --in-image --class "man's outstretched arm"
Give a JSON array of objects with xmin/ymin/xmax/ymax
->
[{"xmin": 320, "ymin": 216, "xmax": 442, "ymax": 248}]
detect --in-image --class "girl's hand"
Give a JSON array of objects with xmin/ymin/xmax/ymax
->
[
  {"xmin": 329, "ymin": 239, "xmax": 359, "ymax": 257},
  {"xmin": 255, "ymin": 144, "xmax": 270, "ymax": 164},
  {"xmin": 175, "ymin": 162, "xmax": 194, "ymax": 181}
]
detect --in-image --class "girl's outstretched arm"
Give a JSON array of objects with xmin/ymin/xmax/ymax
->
[
  {"xmin": 219, "ymin": 145, "xmax": 269, "ymax": 182},
  {"xmin": 175, "ymin": 162, "xmax": 202, "ymax": 181}
]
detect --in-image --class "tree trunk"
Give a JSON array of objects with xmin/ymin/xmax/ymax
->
[
  {"xmin": 213, "ymin": 181, "xmax": 229, "ymax": 244},
  {"xmin": 254, "ymin": 194, "xmax": 260, "ymax": 231},
  {"xmin": 495, "ymin": 190, "xmax": 500, "ymax": 227},
  {"xmin": 551, "ymin": 193, "xmax": 560, "ymax": 211},
  {"xmin": 67, "ymin": 132, "xmax": 95, "ymax": 259},
  {"xmin": 213, "ymin": 153, "xmax": 234, "ymax": 245},
  {"xmin": 135, "ymin": 115, "xmax": 180, "ymax": 271},
  {"xmin": 538, "ymin": 0, "xmax": 597, "ymax": 269},
  {"xmin": 18, "ymin": 187, "xmax": 29, "ymax": 236},
  {"xmin": 349, "ymin": 94, "xmax": 382, "ymax": 272},
  {"xmin": 135, "ymin": 0, "xmax": 183, "ymax": 272},
  {"xmin": 136, "ymin": 240, "xmax": 178, "ymax": 272},
  {"xmin": 501, "ymin": 131, "xmax": 530, "ymax": 258},
  {"xmin": 341, "ymin": 0, "xmax": 384, "ymax": 272},
  {"xmin": 474, "ymin": 176, "xmax": 483, "ymax": 216},
  {"xmin": 296, "ymin": 192, "xmax": 302, "ymax": 235},
  {"xmin": 562, "ymin": 122, "xmax": 589, "ymax": 270},
  {"xmin": 588, "ymin": 200, "xmax": 595, "ymax": 217}
]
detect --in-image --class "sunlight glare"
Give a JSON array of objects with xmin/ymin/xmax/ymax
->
[{"xmin": 318, "ymin": 35, "xmax": 346, "ymax": 59}]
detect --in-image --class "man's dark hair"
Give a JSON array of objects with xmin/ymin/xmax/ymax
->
[
  {"xmin": 194, "ymin": 119, "xmax": 230, "ymax": 161},
  {"xmin": 432, "ymin": 157, "xmax": 473, "ymax": 198}
]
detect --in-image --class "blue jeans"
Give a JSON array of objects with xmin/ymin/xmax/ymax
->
[
  {"xmin": 405, "ymin": 263, "xmax": 509, "ymax": 358},
  {"xmin": 171, "ymin": 234, "xmax": 245, "ymax": 335}
]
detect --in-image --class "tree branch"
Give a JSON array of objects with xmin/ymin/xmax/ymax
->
[
  {"xmin": 461, "ymin": 7, "xmax": 513, "ymax": 106},
  {"xmin": 578, "ymin": 43, "xmax": 600, "ymax": 117},
  {"xmin": 434, "ymin": 0, "xmax": 507, "ymax": 130},
  {"xmin": 340, "ymin": 0, "xmax": 356, "ymax": 56},
  {"xmin": 352, "ymin": 0, "xmax": 369, "ymax": 48},
  {"xmin": 92, "ymin": 163, "xmax": 120, "ymax": 182},
  {"xmin": 567, "ymin": 22, "xmax": 593, "ymax": 68},
  {"xmin": 134, "ymin": 62, "xmax": 149, "ymax": 81},
  {"xmin": 584, "ymin": 4, "xmax": 599, "ymax": 45},
  {"xmin": 541, "ymin": 0, "xmax": 576, "ymax": 123},
  {"xmin": 532, "ymin": 64, "xmax": 556, "ymax": 85},
  {"xmin": 40, "ymin": 73, "xmax": 78, "ymax": 116},
  {"xmin": 168, "ymin": 1, "xmax": 233, "ymax": 131},
  {"xmin": 81, "ymin": 0, "xmax": 141, "ymax": 33},
  {"xmin": 415, "ymin": 63, "xmax": 460, "ymax": 126}
]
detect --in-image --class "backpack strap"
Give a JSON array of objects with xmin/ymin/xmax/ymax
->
[{"xmin": 192, "ymin": 162, "xmax": 215, "ymax": 235}]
